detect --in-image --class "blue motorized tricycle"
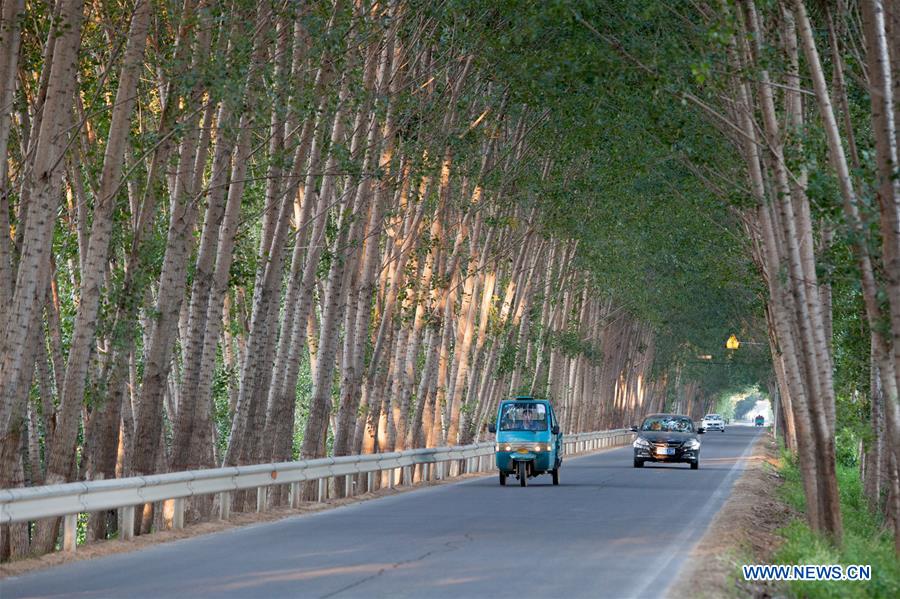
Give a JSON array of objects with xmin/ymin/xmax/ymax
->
[{"xmin": 487, "ymin": 396, "xmax": 562, "ymax": 486}]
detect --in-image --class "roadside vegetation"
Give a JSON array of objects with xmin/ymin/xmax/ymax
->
[{"xmin": 774, "ymin": 453, "xmax": 900, "ymax": 598}]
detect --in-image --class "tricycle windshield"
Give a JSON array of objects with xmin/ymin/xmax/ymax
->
[{"xmin": 499, "ymin": 402, "xmax": 548, "ymax": 432}]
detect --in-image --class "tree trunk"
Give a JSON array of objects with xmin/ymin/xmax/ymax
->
[
  {"xmin": 0, "ymin": 0, "xmax": 84, "ymax": 491},
  {"xmin": 0, "ymin": 0, "xmax": 24, "ymax": 314}
]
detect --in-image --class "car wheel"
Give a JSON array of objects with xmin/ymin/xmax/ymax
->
[
  {"xmin": 499, "ymin": 471, "xmax": 506, "ymax": 486},
  {"xmin": 552, "ymin": 468, "xmax": 559, "ymax": 485},
  {"xmin": 518, "ymin": 461, "xmax": 528, "ymax": 487},
  {"xmin": 691, "ymin": 460, "xmax": 699, "ymax": 470},
  {"xmin": 633, "ymin": 458, "xmax": 644, "ymax": 468}
]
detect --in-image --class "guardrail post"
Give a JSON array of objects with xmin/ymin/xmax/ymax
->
[
  {"xmin": 63, "ymin": 513, "xmax": 77, "ymax": 552},
  {"xmin": 121, "ymin": 506, "xmax": 135, "ymax": 539},
  {"xmin": 317, "ymin": 478, "xmax": 326, "ymax": 502},
  {"xmin": 290, "ymin": 482, "xmax": 301, "ymax": 508},
  {"xmin": 172, "ymin": 498, "xmax": 185, "ymax": 529},
  {"xmin": 218, "ymin": 492, "xmax": 231, "ymax": 520},
  {"xmin": 257, "ymin": 487, "xmax": 267, "ymax": 512},
  {"xmin": 345, "ymin": 475, "xmax": 352, "ymax": 497},
  {"xmin": 402, "ymin": 466, "xmax": 411, "ymax": 486},
  {"xmin": 366, "ymin": 471, "xmax": 374, "ymax": 492},
  {"xmin": 437, "ymin": 462, "xmax": 444, "ymax": 480}
]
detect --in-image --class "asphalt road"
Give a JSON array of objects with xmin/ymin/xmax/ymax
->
[{"xmin": 2, "ymin": 426, "xmax": 762, "ymax": 599}]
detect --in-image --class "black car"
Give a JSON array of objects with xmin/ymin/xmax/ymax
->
[{"xmin": 630, "ymin": 413, "xmax": 703, "ymax": 470}]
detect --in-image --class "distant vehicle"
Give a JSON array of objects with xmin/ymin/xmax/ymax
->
[
  {"xmin": 701, "ymin": 413, "xmax": 725, "ymax": 432},
  {"xmin": 630, "ymin": 413, "xmax": 703, "ymax": 470},
  {"xmin": 755, "ymin": 415, "xmax": 765, "ymax": 427},
  {"xmin": 488, "ymin": 396, "xmax": 562, "ymax": 486}
]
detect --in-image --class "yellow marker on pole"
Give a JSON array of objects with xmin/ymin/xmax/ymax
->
[{"xmin": 726, "ymin": 334, "xmax": 740, "ymax": 350}]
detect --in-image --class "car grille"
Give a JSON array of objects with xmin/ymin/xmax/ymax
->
[{"xmin": 654, "ymin": 441, "xmax": 683, "ymax": 448}]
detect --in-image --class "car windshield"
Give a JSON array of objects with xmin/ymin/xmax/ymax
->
[
  {"xmin": 499, "ymin": 402, "xmax": 548, "ymax": 431},
  {"xmin": 641, "ymin": 416, "xmax": 694, "ymax": 433}
]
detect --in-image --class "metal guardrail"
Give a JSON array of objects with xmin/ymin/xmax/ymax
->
[{"xmin": 0, "ymin": 429, "xmax": 633, "ymax": 553}]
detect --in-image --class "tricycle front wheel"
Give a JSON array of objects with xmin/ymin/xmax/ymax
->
[
  {"xmin": 518, "ymin": 461, "xmax": 527, "ymax": 487},
  {"xmin": 499, "ymin": 471, "xmax": 506, "ymax": 486}
]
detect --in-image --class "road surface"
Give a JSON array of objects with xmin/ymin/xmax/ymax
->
[{"xmin": 2, "ymin": 427, "xmax": 762, "ymax": 598}]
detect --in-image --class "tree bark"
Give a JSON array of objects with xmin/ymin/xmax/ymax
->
[{"xmin": 0, "ymin": 0, "xmax": 84, "ymax": 489}]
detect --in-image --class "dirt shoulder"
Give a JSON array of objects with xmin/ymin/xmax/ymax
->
[{"xmin": 668, "ymin": 431, "xmax": 798, "ymax": 599}]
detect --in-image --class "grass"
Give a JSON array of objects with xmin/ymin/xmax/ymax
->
[{"xmin": 772, "ymin": 456, "xmax": 900, "ymax": 598}]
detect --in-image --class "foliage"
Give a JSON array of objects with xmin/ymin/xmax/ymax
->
[
  {"xmin": 435, "ymin": 0, "xmax": 769, "ymax": 399},
  {"xmin": 774, "ymin": 457, "xmax": 900, "ymax": 598}
]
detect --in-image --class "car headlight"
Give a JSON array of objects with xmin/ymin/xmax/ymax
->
[
  {"xmin": 633, "ymin": 437, "xmax": 650, "ymax": 449},
  {"xmin": 683, "ymin": 439, "xmax": 700, "ymax": 450}
]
